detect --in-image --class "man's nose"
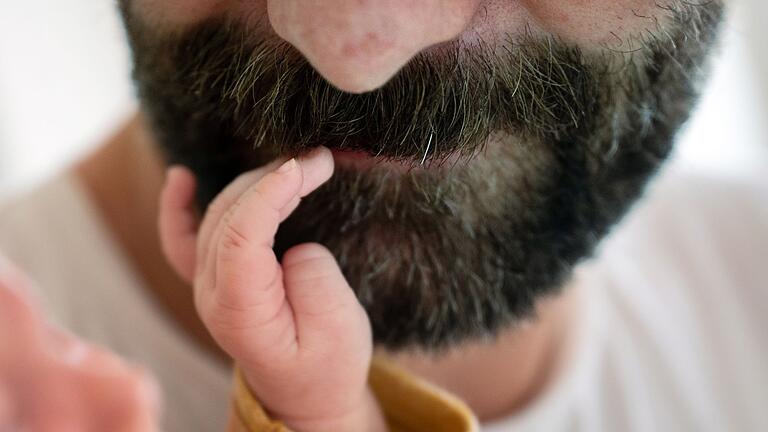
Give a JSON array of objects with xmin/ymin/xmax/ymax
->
[{"xmin": 267, "ymin": 0, "xmax": 481, "ymax": 93}]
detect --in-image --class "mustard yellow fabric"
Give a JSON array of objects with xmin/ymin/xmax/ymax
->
[
  {"xmin": 228, "ymin": 357, "xmax": 477, "ymax": 432},
  {"xmin": 229, "ymin": 367, "xmax": 288, "ymax": 432}
]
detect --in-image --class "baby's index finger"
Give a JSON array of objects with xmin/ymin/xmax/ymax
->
[
  {"xmin": 295, "ymin": 146, "xmax": 335, "ymax": 198},
  {"xmin": 217, "ymin": 154, "xmax": 307, "ymax": 256},
  {"xmin": 208, "ymin": 157, "xmax": 305, "ymax": 308},
  {"xmin": 206, "ymin": 147, "xmax": 333, "ymax": 273}
]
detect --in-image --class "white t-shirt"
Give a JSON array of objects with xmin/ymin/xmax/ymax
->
[{"xmin": 0, "ymin": 167, "xmax": 766, "ymax": 432}]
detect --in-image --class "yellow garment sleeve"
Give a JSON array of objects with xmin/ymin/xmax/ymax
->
[{"xmin": 227, "ymin": 357, "xmax": 478, "ymax": 432}]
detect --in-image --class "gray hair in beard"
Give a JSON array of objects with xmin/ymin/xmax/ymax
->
[{"xmin": 121, "ymin": 1, "xmax": 724, "ymax": 350}]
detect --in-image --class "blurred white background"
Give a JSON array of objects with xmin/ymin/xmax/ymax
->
[
  {"xmin": 0, "ymin": 0, "xmax": 766, "ymax": 201},
  {"xmin": 0, "ymin": 0, "xmax": 135, "ymax": 199}
]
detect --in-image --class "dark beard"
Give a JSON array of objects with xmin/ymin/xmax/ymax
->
[{"xmin": 120, "ymin": 1, "xmax": 724, "ymax": 350}]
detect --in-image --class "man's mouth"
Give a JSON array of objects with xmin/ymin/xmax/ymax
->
[
  {"xmin": 329, "ymin": 142, "xmax": 485, "ymax": 172},
  {"xmin": 330, "ymin": 149, "xmax": 379, "ymax": 167},
  {"xmin": 330, "ymin": 148, "xmax": 420, "ymax": 171}
]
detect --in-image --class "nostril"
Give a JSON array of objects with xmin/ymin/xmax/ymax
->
[{"xmin": 267, "ymin": 0, "xmax": 482, "ymax": 93}]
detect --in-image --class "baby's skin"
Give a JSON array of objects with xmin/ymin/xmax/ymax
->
[
  {"xmin": 0, "ymin": 255, "xmax": 160, "ymax": 432},
  {"xmin": 159, "ymin": 147, "xmax": 387, "ymax": 431}
]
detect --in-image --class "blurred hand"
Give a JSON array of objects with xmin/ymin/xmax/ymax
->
[
  {"xmin": 159, "ymin": 147, "xmax": 386, "ymax": 432},
  {"xmin": 0, "ymin": 256, "xmax": 160, "ymax": 432}
]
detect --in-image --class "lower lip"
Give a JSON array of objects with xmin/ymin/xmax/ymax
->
[
  {"xmin": 331, "ymin": 150, "xmax": 372, "ymax": 161},
  {"xmin": 330, "ymin": 149, "xmax": 389, "ymax": 170},
  {"xmin": 330, "ymin": 148, "xmax": 473, "ymax": 170}
]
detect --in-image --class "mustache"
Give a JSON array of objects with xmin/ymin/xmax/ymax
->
[{"xmin": 146, "ymin": 19, "xmax": 610, "ymax": 164}]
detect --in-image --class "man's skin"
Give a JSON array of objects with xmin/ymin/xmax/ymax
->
[
  {"xmin": 132, "ymin": 0, "xmax": 664, "ymax": 93},
  {"xmin": 72, "ymin": 0, "xmax": 680, "ymax": 424},
  {"xmin": 0, "ymin": 0, "xmax": 729, "ymax": 427},
  {"xmin": 76, "ymin": 115, "xmax": 578, "ymax": 422}
]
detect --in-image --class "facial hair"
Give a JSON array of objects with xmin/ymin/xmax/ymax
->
[{"xmin": 120, "ymin": 1, "xmax": 724, "ymax": 350}]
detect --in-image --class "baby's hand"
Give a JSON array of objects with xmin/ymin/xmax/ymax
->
[
  {"xmin": 0, "ymin": 256, "xmax": 160, "ymax": 432},
  {"xmin": 159, "ymin": 147, "xmax": 385, "ymax": 432}
]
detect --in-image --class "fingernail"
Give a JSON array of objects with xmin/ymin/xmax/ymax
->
[
  {"xmin": 166, "ymin": 165, "xmax": 182, "ymax": 176},
  {"xmin": 164, "ymin": 168, "xmax": 177, "ymax": 186},
  {"xmin": 276, "ymin": 158, "xmax": 297, "ymax": 173}
]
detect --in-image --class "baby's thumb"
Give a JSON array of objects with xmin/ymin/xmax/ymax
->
[{"xmin": 281, "ymin": 243, "xmax": 368, "ymax": 350}]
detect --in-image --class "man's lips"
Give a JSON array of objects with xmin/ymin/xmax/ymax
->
[
  {"xmin": 330, "ymin": 149, "xmax": 371, "ymax": 161},
  {"xmin": 330, "ymin": 149, "xmax": 392, "ymax": 170},
  {"xmin": 329, "ymin": 146, "xmax": 483, "ymax": 171}
]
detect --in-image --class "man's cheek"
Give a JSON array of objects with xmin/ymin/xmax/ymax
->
[
  {"xmin": 519, "ymin": 0, "xmax": 673, "ymax": 47},
  {"xmin": 129, "ymin": 0, "xmax": 260, "ymax": 28},
  {"xmin": 130, "ymin": 0, "xmax": 673, "ymax": 49}
]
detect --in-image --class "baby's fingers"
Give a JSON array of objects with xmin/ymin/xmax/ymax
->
[
  {"xmin": 158, "ymin": 166, "xmax": 198, "ymax": 282},
  {"xmin": 195, "ymin": 158, "xmax": 285, "ymax": 271},
  {"xmin": 282, "ymin": 243, "xmax": 368, "ymax": 354},
  {"xmin": 211, "ymin": 157, "xmax": 305, "ymax": 309},
  {"xmin": 159, "ymin": 147, "xmax": 333, "ymax": 282},
  {"xmin": 202, "ymin": 147, "xmax": 334, "ymax": 361}
]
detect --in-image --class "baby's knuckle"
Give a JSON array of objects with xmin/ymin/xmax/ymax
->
[
  {"xmin": 207, "ymin": 300, "xmax": 252, "ymax": 330},
  {"xmin": 284, "ymin": 243, "xmax": 331, "ymax": 261},
  {"xmin": 284, "ymin": 257, "xmax": 337, "ymax": 283},
  {"xmin": 219, "ymin": 224, "xmax": 250, "ymax": 251}
]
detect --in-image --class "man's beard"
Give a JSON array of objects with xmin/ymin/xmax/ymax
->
[{"xmin": 120, "ymin": 1, "xmax": 723, "ymax": 350}]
